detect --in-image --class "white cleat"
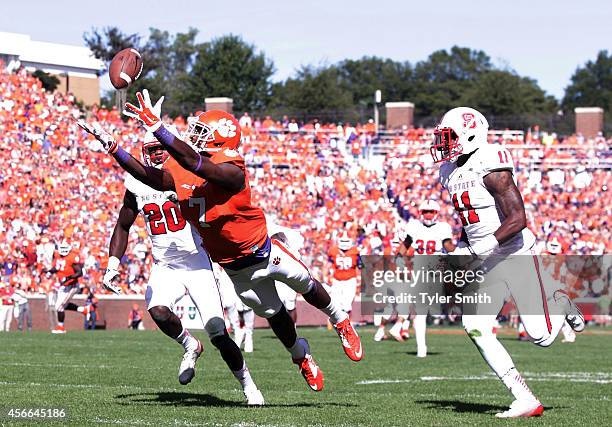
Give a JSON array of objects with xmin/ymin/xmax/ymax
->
[
  {"xmin": 495, "ymin": 398, "xmax": 544, "ymax": 418},
  {"xmin": 555, "ymin": 291, "xmax": 586, "ymax": 332},
  {"xmin": 243, "ymin": 385, "xmax": 265, "ymax": 406},
  {"xmin": 416, "ymin": 346, "xmax": 427, "ymax": 358},
  {"xmin": 178, "ymin": 340, "xmax": 202, "ymax": 385}
]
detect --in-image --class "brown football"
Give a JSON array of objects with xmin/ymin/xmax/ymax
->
[{"xmin": 109, "ymin": 48, "xmax": 143, "ymax": 90}]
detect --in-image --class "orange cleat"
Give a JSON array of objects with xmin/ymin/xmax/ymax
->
[
  {"xmin": 293, "ymin": 354, "xmax": 324, "ymax": 392},
  {"xmin": 51, "ymin": 325, "xmax": 66, "ymax": 334},
  {"xmin": 334, "ymin": 318, "xmax": 363, "ymax": 361}
]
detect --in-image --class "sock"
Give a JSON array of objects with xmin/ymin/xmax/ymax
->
[
  {"xmin": 414, "ymin": 314, "xmax": 427, "ymax": 352},
  {"xmin": 232, "ymin": 361, "xmax": 256, "ymax": 390},
  {"xmin": 389, "ymin": 320, "xmax": 403, "ymax": 336},
  {"xmin": 321, "ymin": 301, "xmax": 347, "ymax": 325},
  {"xmin": 501, "ymin": 368, "xmax": 536, "ymax": 401},
  {"xmin": 302, "ymin": 280, "xmax": 347, "ymax": 324},
  {"xmin": 402, "ymin": 319, "xmax": 411, "ymax": 331},
  {"xmin": 57, "ymin": 322, "xmax": 64, "ymax": 327},
  {"xmin": 374, "ymin": 325, "xmax": 386, "ymax": 341},
  {"xmin": 288, "ymin": 337, "xmax": 308, "ymax": 360},
  {"xmin": 176, "ymin": 329, "xmax": 199, "ymax": 352}
]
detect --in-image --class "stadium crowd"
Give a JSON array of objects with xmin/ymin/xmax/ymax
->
[{"xmin": 0, "ymin": 67, "xmax": 610, "ymax": 299}]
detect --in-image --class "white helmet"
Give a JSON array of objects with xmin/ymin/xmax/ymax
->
[
  {"xmin": 142, "ymin": 125, "xmax": 181, "ymax": 168},
  {"xmin": 431, "ymin": 107, "xmax": 489, "ymax": 163},
  {"xmin": 58, "ymin": 241, "xmax": 71, "ymax": 257},
  {"xmin": 337, "ymin": 233, "xmax": 353, "ymax": 251},
  {"xmin": 418, "ymin": 200, "xmax": 440, "ymax": 226},
  {"xmin": 546, "ymin": 238, "xmax": 562, "ymax": 254}
]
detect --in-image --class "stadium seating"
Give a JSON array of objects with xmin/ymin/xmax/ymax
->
[{"xmin": 0, "ymin": 67, "xmax": 610, "ymax": 295}]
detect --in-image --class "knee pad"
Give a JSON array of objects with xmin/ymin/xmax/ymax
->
[
  {"xmin": 204, "ymin": 316, "xmax": 227, "ymax": 339},
  {"xmin": 148, "ymin": 305, "xmax": 172, "ymax": 323}
]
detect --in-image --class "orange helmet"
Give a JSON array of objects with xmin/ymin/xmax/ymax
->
[{"xmin": 183, "ymin": 110, "xmax": 241, "ymax": 153}]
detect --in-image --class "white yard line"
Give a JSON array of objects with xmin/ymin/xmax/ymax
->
[{"xmin": 358, "ymin": 371, "xmax": 612, "ymax": 385}]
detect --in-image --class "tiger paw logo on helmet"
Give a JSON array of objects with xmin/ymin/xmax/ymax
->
[{"xmin": 216, "ymin": 118, "xmax": 237, "ymax": 138}]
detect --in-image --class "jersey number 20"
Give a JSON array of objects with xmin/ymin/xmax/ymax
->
[
  {"xmin": 143, "ymin": 202, "xmax": 187, "ymax": 235},
  {"xmin": 452, "ymin": 191, "xmax": 480, "ymax": 226}
]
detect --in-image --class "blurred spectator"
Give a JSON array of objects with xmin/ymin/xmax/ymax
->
[
  {"xmin": 0, "ymin": 282, "xmax": 14, "ymax": 331},
  {"xmin": 128, "ymin": 303, "xmax": 144, "ymax": 330},
  {"xmin": 12, "ymin": 283, "xmax": 31, "ymax": 331}
]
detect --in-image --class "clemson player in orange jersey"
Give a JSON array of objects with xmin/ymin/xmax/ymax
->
[
  {"xmin": 47, "ymin": 241, "xmax": 85, "ymax": 334},
  {"xmin": 327, "ymin": 233, "xmax": 360, "ymax": 318},
  {"xmin": 77, "ymin": 89, "xmax": 362, "ymax": 393}
]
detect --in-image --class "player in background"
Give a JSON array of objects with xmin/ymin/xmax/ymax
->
[
  {"xmin": 327, "ymin": 233, "xmax": 360, "ymax": 321},
  {"xmin": 48, "ymin": 241, "xmax": 85, "ymax": 334},
  {"xmin": 397, "ymin": 200, "xmax": 455, "ymax": 357},
  {"xmin": 432, "ymin": 107, "xmax": 585, "ymax": 418},
  {"xmin": 100, "ymin": 125, "xmax": 263, "ymax": 405},
  {"xmin": 77, "ymin": 90, "xmax": 362, "ymax": 394}
]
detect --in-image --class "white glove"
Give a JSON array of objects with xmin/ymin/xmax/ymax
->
[
  {"xmin": 76, "ymin": 120, "xmax": 118, "ymax": 154},
  {"xmin": 123, "ymin": 89, "xmax": 164, "ymax": 132},
  {"xmin": 103, "ymin": 256, "xmax": 121, "ymax": 295}
]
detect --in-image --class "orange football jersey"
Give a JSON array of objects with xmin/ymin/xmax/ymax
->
[
  {"xmin": 164, "ymin": 149, "xmax": 268, "ymax": 264},
  {"xmin": 53, "ymin": 252, "xmax": 81, "ymax": 286},
  {"xmin": 328, "ymin": 246, "xmax": 360, "ymax": 281}
]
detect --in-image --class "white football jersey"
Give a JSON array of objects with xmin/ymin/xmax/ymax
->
[
  {"xmin": 124, "ymin": 174, "xmax": 203, "ymax": 265},
  {"xmin": 403, "ymin": 219, "xmax": 453, "ymax": 255},
  {"xmin": 439, "ymin": 143, "xmax": 536, "ymax": 255}
]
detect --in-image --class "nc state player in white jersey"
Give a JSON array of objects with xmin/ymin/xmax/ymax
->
[
  {"xmin": 103, "ymin": 124, "xmax": 263, "ymax": 405},
  {"xmin": 399, "ymin": 200, "xmax": 455, "ymax": 357},
  {"xmin": 432, "ymin": 107, "xmax": 585, "ymax": 418}
]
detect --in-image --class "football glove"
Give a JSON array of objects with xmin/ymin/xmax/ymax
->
[
  {"xmin": 103, "ymin": 256, "xmax": 122, "ymax": 295},
  {"xmin": 123, "ymin": 89, "xmax": 164, "ymax": 132},
  {"xmin": 76, "ymin": 120, "xmax": 118, "ymax": 154}
]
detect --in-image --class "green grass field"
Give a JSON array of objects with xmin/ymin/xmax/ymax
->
[{"xmin": 0, "ymin": 326, "xmax": 610, "ymax": 426}]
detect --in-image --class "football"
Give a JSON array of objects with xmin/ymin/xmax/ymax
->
[{"xmin": 108, "ymin": 48, "xmax": 143, "ymax": 90}]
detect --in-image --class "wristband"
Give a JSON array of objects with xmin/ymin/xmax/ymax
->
[
  {"xmin": 153, "ymin": 125, "xmax": 175, "ymax": 147},
  {"xmin": 470, "ymin": 234, "xmax": 499, "ymax": 256},
  {"xmin": 107, "ymin": 256, "xmax": 121, "ymax": 271},
  {"xmin": 115, "ymin": 147, "xmax": 131, "ymax": 163}
]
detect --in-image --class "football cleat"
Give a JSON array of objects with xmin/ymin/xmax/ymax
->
[
  {"xmin": 401, "ymin": 329, "xmax": 410, "ymax": 340},
  {"xmin": 555, "ymin": 291, "xmax": 586, "ymax": 332},
  {"xmin": 416, "ymin": 346, "xmax": 427, "ymax": 358},
  {"xmin": 178, "ymin": 340, "xmax": 203, "ymax": 385},
  {"xmin": 495, "ymin": 398, "xmax": 544, "ymax": 418},
  {"xmin": 51, "ymin": 325, "xmax": 66, "ymax": 334},
  {"xmin": 373, "ymin": 327, "xmax": 387, "ymax": 342},
  {"xmin": 293, "ymin": 354, "xmax": 324, "ymax": 392},
  {"xmin": 243, "ymin": 385, "xmax": 265, "ymax": 406},
  {"xmin": 334, "ymin": 318, "xmax": 363, "ymax": 361}
]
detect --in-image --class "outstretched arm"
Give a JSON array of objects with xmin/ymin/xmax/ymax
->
[
  {"xmin": 76, "ymin": 119, "xmax": 174, "ymax": 192},
  {"xmin": 483, "ymin": 170, "xmax": 527, "ymax": 245},
  {"xmin": 153, "ymin": 125, "xmax": 244, "ymax": 192},
  {"xmin": 123, "ymin": 89, "xmax": 244, "ymax": 192}
]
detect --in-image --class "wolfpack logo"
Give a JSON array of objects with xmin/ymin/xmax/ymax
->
[
  {"xmin": 272, "ymin": 256, "xmax": 281, "ymax": 266},
  {"xmin": 462, "ymin": 113, "xmax": 477, "ymax": 129}
]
